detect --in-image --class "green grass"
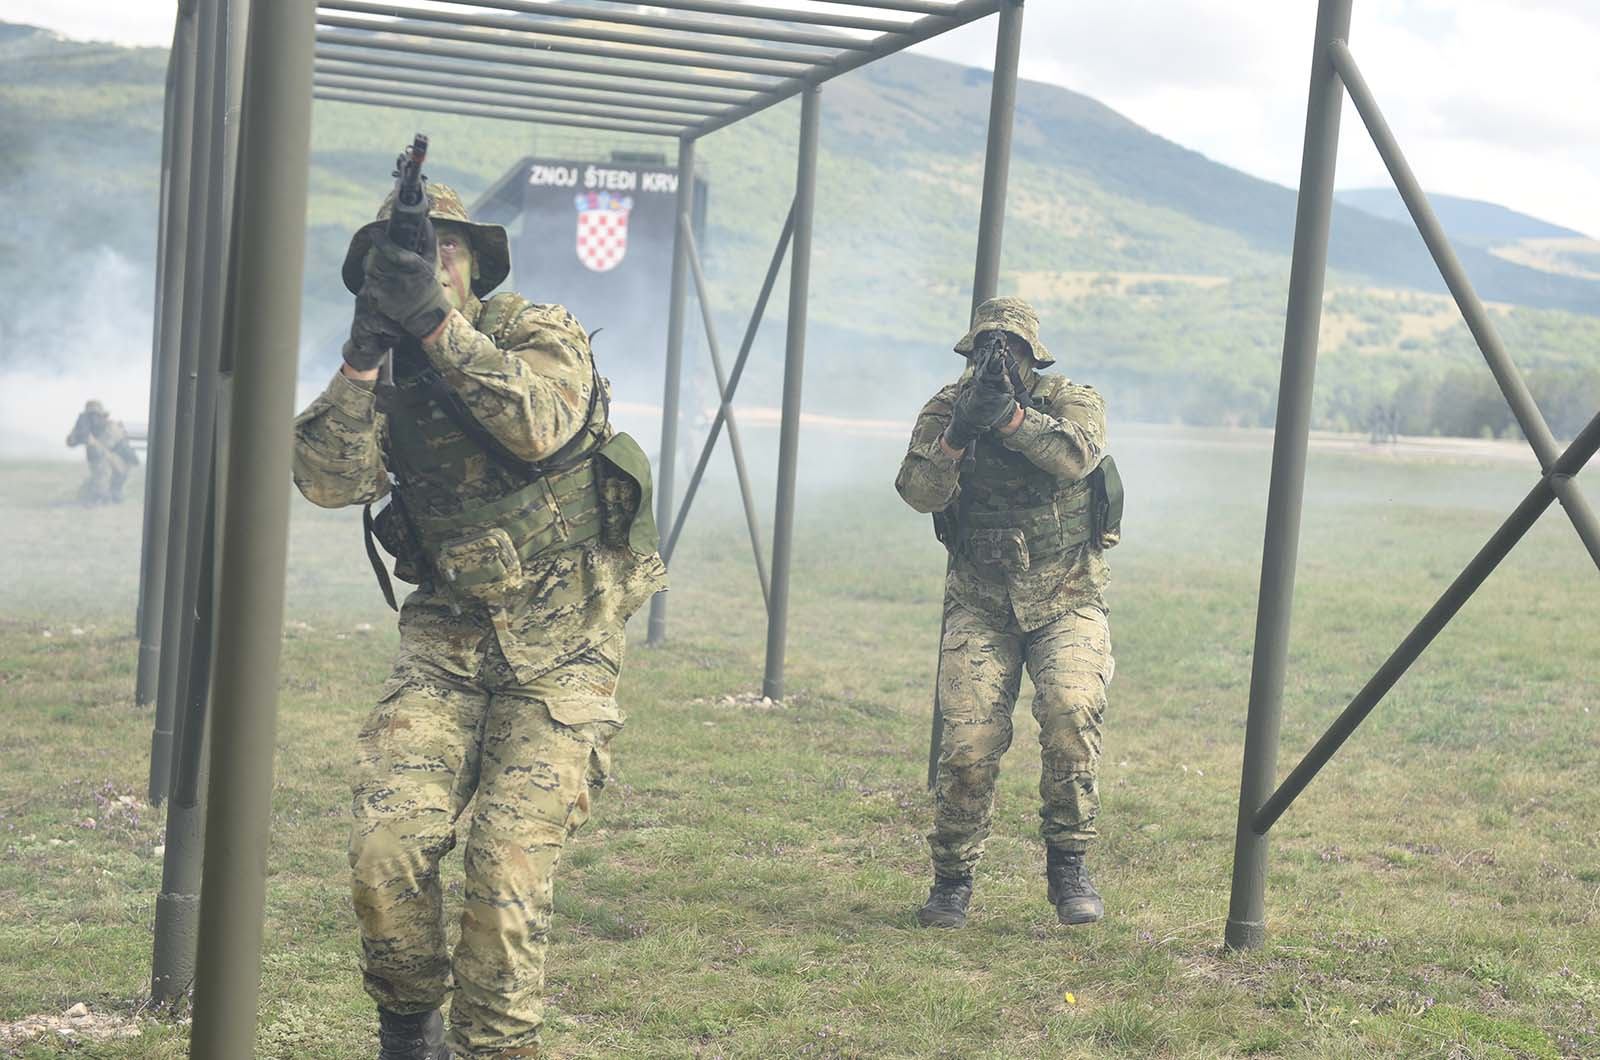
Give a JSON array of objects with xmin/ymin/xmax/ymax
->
[{"xmin": 2, "ymin": 425, "xmax": 1598, "ymax": 1058}]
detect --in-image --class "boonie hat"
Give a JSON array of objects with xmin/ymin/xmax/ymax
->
[
  {"xmin": 953, "ymin": 296, "xmax": 1054, "ymax": 367},
  {"xmin": 341, "ymin": 182, "xmax": 510, "ymax": 298}
]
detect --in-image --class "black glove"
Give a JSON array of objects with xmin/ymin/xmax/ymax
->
[
  {"xmin": 363, "ymin": 230, "xmax": 450, "ymax": 339},
  {"xmin": 342, "ymin": 291, "xmax": 404, "ymax": 372},
  {"xmin": 944, "ymin": 337, "xmax": 1016, "ymax": 449}
]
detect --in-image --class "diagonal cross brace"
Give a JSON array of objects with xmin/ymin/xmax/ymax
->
[
  {"xmin": 1251, "ymin": 409, "xmax": 1600, "ymax": 836},
  {"xmin": 661, "ymin": 203, "xmax": 796, "ymax": 600},
  {"xmin": 677, "ymin": 213, "xmax": 771, "ymax": 608},
  {"xmin": 1330, "ymin": 40, "xmax": 1600, "ymax": 573}
]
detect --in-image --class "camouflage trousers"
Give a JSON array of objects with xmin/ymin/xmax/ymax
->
[
  {"xmin": 930, "ymin": 602, "xmax": 1113, "ymax": 877},
  {"xmin": 80, "ymin": 451, "xmax": 130, "ymax": 504},
  {"xmin": 349, "ymin": 628, "xmax": 625, "ymax": 1058}
]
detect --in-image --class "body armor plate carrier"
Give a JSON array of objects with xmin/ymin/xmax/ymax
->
[{"xmin": 362, "ymin": 333, "xmax": 655, "ymax": 610}]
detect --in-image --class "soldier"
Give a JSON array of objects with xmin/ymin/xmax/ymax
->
[
  {"xmin": 65, "ymin": 399, "xmax": 138, "ymax": 504},
  {"xmin": 896, "ymin": 297, "xmax": 1121, "ymax": 930},
  {"xmin": 292, "ymin": 183, "xmax": 667, "ymax": 1060}
]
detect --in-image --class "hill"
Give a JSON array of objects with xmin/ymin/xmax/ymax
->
[
  {"xmin": 1336, "ymin": 187, "xmax": 1588, "ymax": 246},
  {"xmin": 3, "ymin": 18, "xmax": 1598, "ymax": 440}
]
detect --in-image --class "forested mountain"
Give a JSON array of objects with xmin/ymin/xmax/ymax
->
[{"xmin": 5, "ymin": 18, "xmax": 1596, "ymax": 437}]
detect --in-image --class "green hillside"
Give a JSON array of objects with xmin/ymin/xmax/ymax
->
[
  {"xmin": 1337, "ymin": 187, "xmax": 1588, "ymax": 246},
  {"xmin": 4, "ymin": 19, "xmax": 1597, "ymax": 438}
]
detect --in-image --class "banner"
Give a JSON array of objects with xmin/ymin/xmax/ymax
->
[{"xmin": 513, "ymin": 158, "xmax": 707, "ymax": 405}]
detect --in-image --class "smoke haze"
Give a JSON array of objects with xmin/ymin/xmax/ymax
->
[{"xmin": 0, "ymin": 247, "xmax": 154, "ymax": 460}]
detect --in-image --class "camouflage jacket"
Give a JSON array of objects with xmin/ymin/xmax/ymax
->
[
  {"xmin": 896, "ymin": 371, "xmax": 1113, "ymax": 631},
  {"xmin": 67, "ymin": 414, "xmax": 136, "ymax": 469},
  {"xmin": 292, "ymin": 295, "xmax": 667, "ymax": 702}
]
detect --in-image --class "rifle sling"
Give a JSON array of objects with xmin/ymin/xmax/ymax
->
[{"xmin": 363, "ymin": 501, "xmax": 400, "ymax": 612}]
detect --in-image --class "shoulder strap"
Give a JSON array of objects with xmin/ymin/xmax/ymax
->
[{"xmin": 417, "ymin": 355, "xmax": 606, "ymax": 482}]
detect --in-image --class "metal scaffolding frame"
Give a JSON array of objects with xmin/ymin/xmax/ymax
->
[
  {"xmin": 134, "ymin": 0, "xmax": 1025, "ymax": 1050},
  {"xmin": 1224, "ymin": 0, "xmax": 1600, "ymax": 952}
]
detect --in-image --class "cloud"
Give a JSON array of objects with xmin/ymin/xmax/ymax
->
[
  {"xmin": 912, "ymin": 0, "xmax": 1600, "ymax": 237},
  {"xmin": 11, "ymin": 0, "xmax": 1599, "ymax": 235}
]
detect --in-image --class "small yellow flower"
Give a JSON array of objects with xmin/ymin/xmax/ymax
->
[{"xmin": 1063, "ymin": 992, "xmax": 1077, "ymax": 1005}]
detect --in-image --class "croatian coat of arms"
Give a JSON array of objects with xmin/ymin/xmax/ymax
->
[{"xmin": 574, "ymin": 191, "xmax": 633, "ymax": 272}]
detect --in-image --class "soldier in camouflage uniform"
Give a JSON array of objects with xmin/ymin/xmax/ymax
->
[
  {"xmin": 292, "ymin": 183, "xmax": 667, "ymax": 1059},
  {"xmin": 896, "ymin": 297, "xmax": 1121, "ymax": 929},
  {"xmin": 66, "ymin": 399, "xmax": 138, "ymax": 504}
]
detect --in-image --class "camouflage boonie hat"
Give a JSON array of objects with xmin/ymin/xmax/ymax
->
[
  {"xmin": 341, "ymin": 182, "xmax": 511, "ymax": 298},
  {"xmin": 84, "ymin": 400, "xmax": 106, "ymax": 415},
  {"xmin": 953, "ymin": 296, "xmax": 1054, "ymax": 367}
]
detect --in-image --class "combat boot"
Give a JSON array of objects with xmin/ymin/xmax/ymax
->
[
  {"xmin": 1045, "ymin": 847, "xmax": 1103, "ymax": 925},
  {"xmin": 917, "ymin": 872, "xmax": 973, "ymax": 928},
  {"xmin": 377, "ymin": 1007, "xmax": 449, "ymax": 1060}
]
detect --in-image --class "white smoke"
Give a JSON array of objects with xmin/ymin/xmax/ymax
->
[{"xmin": 0, "ymin": 247, "xmax": 155, "ymax": 460}]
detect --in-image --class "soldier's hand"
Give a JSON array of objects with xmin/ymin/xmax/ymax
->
[
  {"xmin": 946, "ymin": 376, "xmax": 1016, "ymax": 451},
  {"xmin": 972, "ymin": 335, "xmax": 1021, "ymax": 425},
  {"xmin": 343, "ymin": 292, "xmax": 403, "ymax": 372},
  {"xmin": 362, "ymin": 231, "xmax": 450, "ymax": 339}
]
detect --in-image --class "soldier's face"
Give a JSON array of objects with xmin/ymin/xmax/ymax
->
[
  {"xmin": 976, "ymin": 329, "xmax": 1036, "ymax": 369},
  {"xmin": 435, "ymin": 222, "xmax": 476, "ymax": 310}
]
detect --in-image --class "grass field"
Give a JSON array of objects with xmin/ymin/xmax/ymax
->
[{"xmin": 1, "ymin": 422, "xmax": 1597, "ymax": 1059}]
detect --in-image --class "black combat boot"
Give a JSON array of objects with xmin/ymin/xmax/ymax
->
[
  {"xmin": 1046, "ymin": 847, "xmax": 1103, "ymax": 925},
  {"xmin": 917, "ymin": 872, "xmax": 974, "ymax": 928},
  {"xmin": 378, "ymin": 1007, "xmax": 449, "ymax": 1060}
]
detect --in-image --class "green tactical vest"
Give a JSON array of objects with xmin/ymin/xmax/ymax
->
[
  {"xmin": 365, "ymin": 298, "xmax": 657, "ymax": 610},
  {"xmin": 953, "ymin": 433, "xmax": 1095, "ymax": 572},
  {"xmin": 384, "ymin": 364, "xmax": 606, "ymax": 563}
]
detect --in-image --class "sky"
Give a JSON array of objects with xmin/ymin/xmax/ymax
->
[{"xmin": 6, "ymin": 0, "xmax": 1598, "ymax": 237}]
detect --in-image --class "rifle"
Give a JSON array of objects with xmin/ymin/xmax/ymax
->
[
  {"xmin": 379, "ymin": 133, "xmax": 435, "ymax": 381},
  {"xmin": 388, "ymin": 133, "xmax": 432, "ymax": 256}
]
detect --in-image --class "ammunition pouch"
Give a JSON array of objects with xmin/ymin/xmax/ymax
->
[
  {"xmin": 955, "ymin": 478, "xmax": 1093, "ymax": 573},
  {"xmin": 1088, "ymin": 455, "xmax": 1124, "ymax": 545},
  {"xmin": 968, "ymin": 527, "xmax": 1031, "ymax": 573},
  {"xmin": 435, "ymin": 526, "xmax": 524, "ymax": 607},
  {"xmin": 412, "ymin": 458, "xmax": 603, "ymax": 576},
  {"xmin": 593, "ymin": 431, "xmax": 658, "ymax": 554}
]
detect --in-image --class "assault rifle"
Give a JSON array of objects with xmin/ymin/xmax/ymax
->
[
  {"xmin": 388, "ymin": 133, "xmax": 432, "ymax": 256},
  {"xmin": 378, "ymin": 134, "xmax": 431, "ymax": 382},
  {"xmin": 973, "ymin": 329, "xmax": 1030, "ymax": 410}
]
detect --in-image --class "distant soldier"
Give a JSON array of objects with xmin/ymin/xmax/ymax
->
[
  {"xmin": 65, "ymin": 399, "xmax": 138, "ymax": 504},
  {"xmin": 292, "ymin": 182, "xmax": 666, "ymax": 1059},
  {"xmin": 896, "ymin": 297, "xmax": 1122, "ymax": 929}
]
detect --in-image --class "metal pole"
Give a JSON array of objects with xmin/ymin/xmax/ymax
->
[
  {"xmin": 315, "ymin": 27, "xmax": 780, "ymax": 95},
  {"xmin": 152, "ymin": 0, "xmax": 234, "ymax": 1004},
  {"xmin": 1252, "ymin": 411, "xmax": 1600, "ymax": 834},
  {"xmin": 680, "ymin": 217, "xmax": 771, "ymax": 607},
  {"xmin": 313, "ymin": 44, "xmax": 756, "ymax": 105},
  {"xmin": 150, "ymin": 478, "xmax": 216, "ymax": 1004},
  {"xmin": 688, "ymin": 0, "xmax": 1004, "ymax": 137},
  {"xmin": 1327, "ymin": 40, "xmax": 1600, "ymax": 572},
  {"xmin": 314, "ymin": 60, "xmax": 724, "ymax": 115},
  {"xmin": 136, "ymin": 12, "xmax": 196, "ymax": 710},
  {"xmin": 136, "ymin": 42, "xmax": 176, "ymax": 680},
  {"xmin": 648, "ymin": 135, "xmax": 696, "ymax": 646},
  {"xmin": 312, "ymin": 73, "xmax": 706, "ymax": 125},
  {"xmin": 663, "ymin": 205, "xmax": 795, "ymax": 563},
  {"xmin": 1225, "ymin": 0, "xmax": 1353, "ymax": 953},
  {"xmin": 373, "ymin": 0, "xmax": 884, "ymax": 50},
  {"xmin": 316, "ymin": 10, "xmax": 815, "ymax": 77},
  {"xmin": 970, "ymin": 0, "xmax": 1022, "ymax": 311},
  {"xmin": 188, "ymin": 0, "xmax": 313, "ymax": 1050},
  {"xmin": 761, "ymin": 86, "xmax": 820, "ymax": 701},
  {"xmin": 929, "ymin": 0, "xmax": 1024, "ymax": 788},
  {"xmin": 150, "ymin": 0, "xmax": 222, "ymax": 807},
  {"xmin": 313, "ymin": 89, "xmax": 685, "ymax": 136}
]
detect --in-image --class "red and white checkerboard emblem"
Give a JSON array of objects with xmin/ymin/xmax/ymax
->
[{"xmin": 574, "ymin": 192, "xmax": 632, "ymax": 272}]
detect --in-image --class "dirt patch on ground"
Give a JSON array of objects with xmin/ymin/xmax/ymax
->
[{"xmin": 0, "ymin": 1002, "xmax": 152, "ymax": 1050}]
